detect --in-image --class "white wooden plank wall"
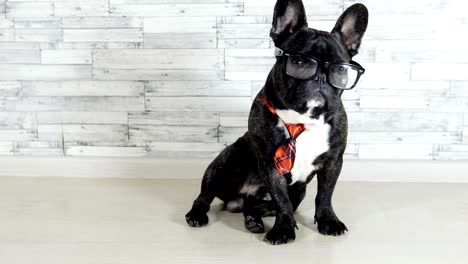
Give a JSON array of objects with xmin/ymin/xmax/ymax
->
[{"xmin": 0, "ymin": 0, "xmax": 467, "ymax": 160}]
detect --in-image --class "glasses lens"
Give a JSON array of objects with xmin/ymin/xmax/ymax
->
[
  {"xmin": 329, "ymin": 64, "xmax": 360, "ymax": 89},
  {"xmin": 286, "ymin": 55, "xmax": 318, "ymax": 80}
]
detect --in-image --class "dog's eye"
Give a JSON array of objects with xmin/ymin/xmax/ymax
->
[{"xmin": 291, "ymin": 58, "xmax": 304, "ymax": 67}]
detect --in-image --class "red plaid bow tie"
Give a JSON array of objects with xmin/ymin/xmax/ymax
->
[{"xmin": 262, "ymin": 95, "xmax": 305, "ymax": 177}]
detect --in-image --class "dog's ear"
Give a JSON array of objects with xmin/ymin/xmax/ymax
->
[
  {"xmin": 332, "ymin": 3, "xmax": 368, "ymax": 57},
  {"xmin": 270, "ymin": 0, "xmax": 308, "ymax": 47}
]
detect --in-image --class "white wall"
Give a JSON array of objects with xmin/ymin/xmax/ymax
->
[{"xmin": 0, "ymin": 0, "xmax": 467, "ymax": 160}]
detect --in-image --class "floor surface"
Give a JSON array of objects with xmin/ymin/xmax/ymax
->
[{"xmin": 0, "ymin": 177, "xmax": 467, "ymax": 264}]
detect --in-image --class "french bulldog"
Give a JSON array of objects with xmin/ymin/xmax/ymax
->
[{"xmin": 185, "ymin": 0, "xmax": 368, "ymax": 245}]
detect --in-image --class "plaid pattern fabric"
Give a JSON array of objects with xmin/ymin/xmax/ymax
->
[{"xmin": 262, "ymin": 95, "xmax": 305, "ymax": 176}]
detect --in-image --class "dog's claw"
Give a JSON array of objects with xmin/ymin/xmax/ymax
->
[
  {"xmin": 263, "ymin": 226, "xmax": 296, "ymax": 245},
  {"xmin": 315, "ymin": 217, "xmax": 348, "ymax": 236},
  {"xmin": 185, "ymin": 209, "xmax": 209, "ymax": 227}
]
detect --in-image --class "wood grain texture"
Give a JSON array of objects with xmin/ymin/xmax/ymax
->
[{"xmin": 0, "ymin": 0, "xmax": 466, "ymax": 160}]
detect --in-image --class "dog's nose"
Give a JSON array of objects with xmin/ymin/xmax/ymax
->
[{"xmin": 313, "ymin": 73, "xmax": 326, "ymax": 85}]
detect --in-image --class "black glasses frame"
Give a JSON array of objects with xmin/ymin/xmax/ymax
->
[{"xmin": 275, "ymin": 48, "xmax": 365, "ymax": 90}]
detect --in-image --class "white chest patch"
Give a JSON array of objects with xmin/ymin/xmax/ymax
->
[{"xmin": 275, "ymin": 104, "xmax": 330, "ymax": 185}]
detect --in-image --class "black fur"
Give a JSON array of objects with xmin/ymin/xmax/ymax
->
[{"xmin": 185, "ymin": 1, "xmax": 368, "ymax": 245}]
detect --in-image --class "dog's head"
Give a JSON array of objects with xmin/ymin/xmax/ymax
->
[{"xmin": 267, "ymin": 0, "xmax": 368, "ymax": 121}]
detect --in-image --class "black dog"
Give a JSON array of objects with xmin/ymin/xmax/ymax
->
[{"xmin": 186, "ymin": 0, "xmax": 368, "ymax": 245}]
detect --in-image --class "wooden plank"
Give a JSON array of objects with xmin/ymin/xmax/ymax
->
[
  {"xmin": 37, "ymin": 112, "xmax": 128, "ymax": 125},
  {"xmin": 15, "ymin": 148, "xmax": 64, "ymax": 156},
  {"xmin": 0, "ymin": 29, "xmax": 15, "ymax": 41},
  {"xmin": 129, "ymin": 112, "xmax": 219, "ymax": 126},
  {"xmin": 217, "ymin": 39, "xmax": 271, "ymax": 49},
  {"xmin": 55, "ymin": 42, "xmax": 142, "ymax": 49},
  {"xmin": 219, "ymin": 126, "xmax": 246, "ymax": 143},
  {"xmin": 0, "ymin": 64, "xmax": 90, "ymax": 80},
  {"xmin": 368, "ymin": 40, "xmax": 468, "ymax": 63},
  {"xmin": 14, "ymin": 18, "xmax": 60, "ymax": 28},
  {"xmin": 360, "ymin": 96, "xmax": 429, "ymax": 110},
  {"xmin": 62, "ymin": 17, "xmax": 142, "ymax": 28},
  {"xmin": 225, "ymin": 64, "xmax": 272, "ymax": 81},
  {"xmin": 0, "ymin": 18, "xmax": 14, "ymax": 28},
  {"xmin": 363, "ymin": 14, "xmax": 460, "ymax": 40},
  {"xmin": 145, "ymin": 81, "xmax": 250, "ymax": 97},
  {"xmin": 0, "ymin": 142, "xmax": 14, "ymax": 156},
  {"xmin": 434, "ymin": 144, "xmax": 468, "ymax": 160},
  {"xmin": 359, "ymin": 144, "xmax": 433, "ymax": 160},
  {"xmin": 342, "ymin": 100, "xmax": 360, "ymax": 112},
  {"xmin": 360, "ymin": 88, "xmax": 448, "ymax": 97},
  {"xmin": 345, "ymin": 0, "xmax": 461, "ymax": 15},
  {"xmin": 412, "ymin": 63, "xmax": 468, "ymax": 81},
  {"xmin": 143, "ymin": 14, "xmax": 217, "ymax": 48},
  {"xmin": 347, "ymin": 112, "xmax": 463, "ymax": 132},
  {"xmin": 148, "ymin": 141, "xmax": 225, "ymax": 159},
  {"xmin": 225, "ymin": 49, "xmax": 274, "ymax": 81},
  {"xmin": 111, "ymin": 0, "xmax": 244, "ymax": 3},
  {"xmin": 93, "ymin": 49, "xmax": 223, "ymax": 70},
  {"xmin": 22, "ymin": 81, "xmax": 143, "ymax": 96},
  {"xmin": 244, "ymin": 0, "xmax": 342, "ymax": 16},
  {"xmin": 217, "ymin": 24, "xmax": 270, "ymax": 39},
  {"xmin": 144, "ymin": 33, "xmax": 216, "ymax": 49},
  {"xmin": 356, "ymin": 79, "xmax": 449, "ymax": 92},
  {"xmin": 219, "ymin": 112, "xmax": 249, "ymax": 127},
  {"xmin": 63, "ymin": 29, "xmax": 143, "ymax": 42},
  {"xmin": 110, "ymin": 3, "xmax": 243, "ymax": 17},
  {"xmin": 0, "ymin": 112, "xmax": 36, "ymax": 129},
  {"xmin": 0, "ymin": 130, "xmax": 36, "ymax": 140},
  {"xmin": 430, "ymin": 97, "xmax": 468, "ymax": 112},
  {"xmin": 0, "ymin": 42, "xmax": 40, "ymax": 49},
  {"xmin": 360, "ymin": 63, "xmax": 411, "ymax": 84},
  {"xmin": 39, "ymin": 124, "xmax": 129, "ymax": 142},
  {"xmin": 450, "ymin": 82, "xmax": 468, "ymax": 96},
  {"xmin": 348, "ymin": 132, "xmax": 461, "ymax": 144},
  {"xmin": 66, "ymin": 146, "xmax": 147, "ymax": 157},
  {"xmin": 146, "ymin": 97, "xmax": 251, "ymax": 112},
  {"xmin": 217, "ymin": 16, "xmax": 271, "ymax": 24},
  {"xmin": 144, "ymin": 17, "xmax": 216, "ymax": 33},
  {"xmin": 93, "ymin": 69, "xmax": 223, "ymax": 81},
  {"xmin": 55, "ymin": 0, "xmax": 109, "ymax": 17},
  {"xmin": 0, "ymin": 81, "xmax": 21, "ymax": 96},
  {"xmin": 41, "ymin": 49, "xmax": 92, "ymax": 64},
  {"xmin": 130, "ymin": 125, "xmax": 218, "ymax": 142},
  {"xmin": 0, "ymin": 49, "xmax": 40, "ymax": 63},
  {"xmin": 15, "ymin": 28, "xmax": 62, "ymax": 42},
  {"xmin": 5, "ymin": 2, "xmax": 54, "ymax": 18},
  {"xmin": 5, "ymin": 97, "xmax": 144, "ymax": 112}
]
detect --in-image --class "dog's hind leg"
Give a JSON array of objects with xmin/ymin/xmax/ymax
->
[
  {"xmin": 186, "ymin": 134, "xmax": 254, "ymax": 227},
  {"xmin": 185, "ymin": 163, "xmax": 219, "ymax": 227}
]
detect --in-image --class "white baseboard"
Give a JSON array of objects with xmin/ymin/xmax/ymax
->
[{"xmin": 0, "ymin": 157, "xmax": 467, "ymax": 183}]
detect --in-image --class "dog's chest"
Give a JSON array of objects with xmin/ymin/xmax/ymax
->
[{"xmin": 276, "ymin": 110, "xmax": 330, "ymax": 185}]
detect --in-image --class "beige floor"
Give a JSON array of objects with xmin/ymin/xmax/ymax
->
[{"xmin": 0, "ymin": 177, "xmax": 467, "ymax": 264}]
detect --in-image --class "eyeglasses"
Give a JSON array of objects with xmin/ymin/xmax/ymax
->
[{"xmin": 275, "ymin": 48, "xmax": 365, "ymax": 90}]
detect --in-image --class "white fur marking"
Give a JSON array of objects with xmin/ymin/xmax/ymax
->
[
  {"xmin": 276, "ymin": 99, "xmax": 323, "ymax": 125},
  {"xmin": 290, "ymin": 115, "xmax": 330, "ymax": 185}
]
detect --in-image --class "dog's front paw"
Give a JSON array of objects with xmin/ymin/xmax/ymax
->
[
  {"xmin": 185, "ymin": 209, "xmax": 209, "ymax": 227},
  {"xmin": 263, "ymin": 225, "xmax": 296, "ymax": 245},
  {"xmin": 315, "ymin": 217, "xmax": 348, "ymax": 236}
]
